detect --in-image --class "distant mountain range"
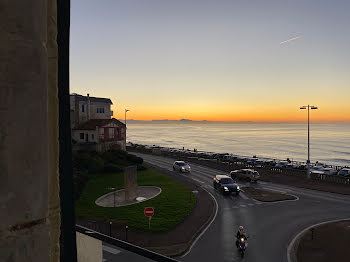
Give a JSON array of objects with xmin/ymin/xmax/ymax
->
[{"xmin": 119, "ymin": 119, "xmax": 256, "ymax": 124}]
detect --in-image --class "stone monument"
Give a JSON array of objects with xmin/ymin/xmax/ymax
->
[{"xmin": 124, "ymin": 165, "xmax": 138, "ymax": 201}]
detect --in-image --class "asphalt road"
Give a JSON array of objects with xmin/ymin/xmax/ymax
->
[{"xmin": 131, "ymin": 153, "xmax": 350, "ymax": 262}]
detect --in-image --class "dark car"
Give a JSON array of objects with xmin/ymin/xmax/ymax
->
[
  {"xmin": 213, "ymin": 175, "xmax": 240, "ymax": 195},
  {"xmin": 230, "ymin": 169, "xmax": 260, "ymax": 182}
]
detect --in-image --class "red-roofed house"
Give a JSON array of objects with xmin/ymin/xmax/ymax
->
[{"xmin": 70, "ymin": 94, "xmax": 126, "ymax": 151}]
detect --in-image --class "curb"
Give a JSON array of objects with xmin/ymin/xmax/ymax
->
[
  {"xmin": 287, "ymin": 218, "xmax": 350, "ymax": 262},
  {"xmin": 179, "ymin": 186, "xmax": 218, "ymax": 258}
]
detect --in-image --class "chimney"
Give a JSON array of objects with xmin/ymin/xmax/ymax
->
[{"xmin": 87, "ymin": 93, "xmax": 90, "ymax": 121}]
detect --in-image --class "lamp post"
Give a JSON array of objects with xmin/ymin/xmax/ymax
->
[
  {"xmin": 300, "ymin": 105, "xmax": 318, "ymax": 179},
  {"xmin": 105, "ymin": 187, "xmax": 116, "ymax": 207},
  {"xmin": 125, "ymin": 109, "xmax": 130, "ymax": 125}
]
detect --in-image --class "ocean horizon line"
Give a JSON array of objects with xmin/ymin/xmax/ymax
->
[{"xmin": 120, "ymin": 119, "xmax": 350, "ymax": 124}]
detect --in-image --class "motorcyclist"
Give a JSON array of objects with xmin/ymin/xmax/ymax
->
[{"xmin": 235, "ymin": 226, "xmax": 247, "ymax": 248}]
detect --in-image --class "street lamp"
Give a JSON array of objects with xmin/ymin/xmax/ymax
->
[
  {"xmin": 300, "ymin": 105, "xmax": 318, "ymax": 179},
  {"xmin": 105, "ymin": 187, "xmax": 116, "ymax": 207},
  {"xmin": 125, "ymin": 109, "xmax": 130, "ymax": 125}
]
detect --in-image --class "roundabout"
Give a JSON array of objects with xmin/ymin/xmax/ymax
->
[{"xmin": 95, "ymin": 186, "xmax": 162, "ymax": 207}]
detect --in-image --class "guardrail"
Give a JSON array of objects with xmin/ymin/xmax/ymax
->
[
  {"xmin": 76, "ymin": 225, "xmax": 179, "ymax": 262},
  {"xmin": 310, "ymin": 173, "xmax": 350, "ymax": 184}
]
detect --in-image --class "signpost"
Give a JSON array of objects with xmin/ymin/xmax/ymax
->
[{"xmin": 144, "ymin": 207, "xmax": 154, "ymax": 230}]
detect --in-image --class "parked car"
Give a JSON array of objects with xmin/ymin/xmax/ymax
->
[
  {"xmin": 322, "ymin": 167, "xmax": 337, "ymax": 175},
  {"xmin": 275, "ymin": 161, "xmax": 289, "ymax": 168},
  {"xmin": 230, "ymin": 169, "xmax": 260, "ymax": 182},
  {"xmin": 310, "ymin": 166, "xmax": 325, "ymax": 172},
  {"xmin": 213, "ymin": 175, "xmax": 240, "ymax": 195},
  {"xmin": 173, "ymin": 161, "xmax": 191, "ymax": 173},
  {"xmin": 337, "ymin": 168, "xmax": 350, "ymax": 177}
]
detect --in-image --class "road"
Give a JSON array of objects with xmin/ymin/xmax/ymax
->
[{"xmin": 133, "ymin": 153, "xmax": 350, "ymax": 262}]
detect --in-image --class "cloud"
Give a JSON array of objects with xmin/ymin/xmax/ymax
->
[{"xmin": 280, "ymin": 36, "xmax": 301, "ymax": 45}]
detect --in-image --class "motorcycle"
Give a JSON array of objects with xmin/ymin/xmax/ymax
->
[{"xmin": 237, "ymin": 236, "xmax": 248, "ymax": 258}]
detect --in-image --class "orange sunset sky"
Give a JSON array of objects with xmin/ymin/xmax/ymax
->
[{"xmin": 70, "ymin": 1, "xmax": 350, "ymax": 123}]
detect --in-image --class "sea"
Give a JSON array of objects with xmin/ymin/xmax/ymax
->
[{"xmin": 126, "ymin": 122, "xmax": 350, "ymax": 167}]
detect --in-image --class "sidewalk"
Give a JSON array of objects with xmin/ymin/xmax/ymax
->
[{"xmin": 297, "ymin": 220, "xmax": 350, "ymax": 262}]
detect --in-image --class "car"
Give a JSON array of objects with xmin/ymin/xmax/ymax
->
[
  {"xmin": 322, "ymin": 167, "xmax": 337, "ymax": 175},
  {"xmin": 275, "ymin": 161, "xmax": 289, "ymax": 168},
  {"xmin": 337, "ymin": 168, "xmax": 350, "ymax": 177},
  {"xmin": 172, "ymin": 161, "xmax": 191, "ymax": 173},
  {"xmin": 230, "ymin": 169, "xmax": 260, "ymax": 182},
  {"xmin": 310, "ymin": 166, "xmax": 325, "ymax": 172},
  {"xmin": 213, "ymin": 175, "xmax": 240, "ymax": 195}
]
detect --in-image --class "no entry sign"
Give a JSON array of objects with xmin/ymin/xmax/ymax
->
[{"xmin": 144, "ymin": 207, "xmax": 154, "ymax": 217}]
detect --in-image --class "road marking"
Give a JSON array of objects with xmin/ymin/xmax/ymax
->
[
  {"xmin": 180, "ymin": 187, "xmax": 218, "ymax": 258},
  {"xmin": 103, "ymin": 259, "xmax": 107, "ymax": 262},
  {"xmin": 190, "ymin": 177, "xmax": 205, "ymax": 183},
  {"xmin": 262, "ymin": 186, "xmax": 287, "ymax": 194},
  {"xmin": 248, "ymin": 203, "xmax": 254, "ymax": 206},
  {"xmin": 240, "ymin": 204, "xmax": 246, "ymax": 208},
  {"xmin": 240, "ymin": 193, "xmax": 249, "ymax": 200},
  {"xmin": 103, "ymin": 245, "xmax": 121, "ymax": 255}
]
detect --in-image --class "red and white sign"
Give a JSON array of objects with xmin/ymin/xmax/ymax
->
[{"xmin": 144, "ymin": 207, "xmax": 154, "ymax": 217}]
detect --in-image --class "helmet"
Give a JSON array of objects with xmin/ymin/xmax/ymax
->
[{"xmin": 239, "ymin": 226, "xmax": 244, "ymax": 231}]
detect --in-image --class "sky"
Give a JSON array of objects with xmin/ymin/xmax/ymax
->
[{"xmin": 70, "ymin": 0, "xmax": 350, "ymax": 122}]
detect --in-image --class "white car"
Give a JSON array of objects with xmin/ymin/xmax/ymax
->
[
  {"xmin": 276, "ymin": 161, "xmax": 290, "ymax": 168},
  {"xmin": 322, "ymin": 167, "xmax": 337, "ymax": 175},
  {"xmin": 310, "ymin": 166, "xmax": 337, "ymax": 176},
  {"xmin": 173, "ymin": 161, "xmax": 191, "ymax": 173}
]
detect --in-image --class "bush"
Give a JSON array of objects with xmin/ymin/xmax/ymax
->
[
  {"xmin": 104, "ymin": 163, "xmax": 123, "ymax": 173},
  {"xmin": 137, "ymin": 165, "xmax": 147, "ymax": 171},
  {"xmin": 73, "ymin": 152, "xmax": 104, "ymax": 174},
  {"xmin": 126, "ymin": 154, "xmax": 143, "ymax": 165}
]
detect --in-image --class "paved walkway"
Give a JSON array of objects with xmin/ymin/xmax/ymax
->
[{"xmin": 297, "ymin": 220, "xmax": 350, "ymax": 262}]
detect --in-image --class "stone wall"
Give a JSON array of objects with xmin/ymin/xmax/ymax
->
[{"xmin": 0, "ymin": 1, "xmax": 61, "ymax": 261}]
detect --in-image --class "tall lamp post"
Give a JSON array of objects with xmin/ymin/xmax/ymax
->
[
  {"xmin": 300, "ymin": 105, "xmax": 318, "ymax": 179},
  {"xmin": 125, "ymin": 109, "xmax": 130, "ymax": 125}
]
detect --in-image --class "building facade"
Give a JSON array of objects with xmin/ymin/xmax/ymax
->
[
  {"xmin": 70, "ymin": 93, "xmax": 113, "ymax": 129},
  {"xmin": 70, "ymin": 94, "xmax": 126, "ymax": 151}
]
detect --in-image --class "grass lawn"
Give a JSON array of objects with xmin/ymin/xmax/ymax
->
[{"xmin": 75, "ymin": 168, "xmax": 197, "ymax": 232}]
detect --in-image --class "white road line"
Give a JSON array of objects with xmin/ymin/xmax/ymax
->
[
  {"xmin": 102, "ymin": 259, "xmax": 107, "ymax": 262},
  {"xmin": 262, "ymin": 186, "xmax": 287, "ymax": 194},
  {"xmin": 190, "ymin": 177, "xmax": 205, "ymax": 183},
  {"xmin": 180, "ymin": 187, "xmax": 218, "ymax": 258},
  {"xmin": 240, "ymin": 193, "xmax": 249, "ymax": 200},
  {"xmin": 240, "ymin": 204, "xmax": 246, "ymax": 208},
  {"xmin": 103, "ymin": 246, "xmax": 121, "ymax": 255},
  {"xmin": 248, "ymin": 203, "xmax": 254, "ymax": 206}
]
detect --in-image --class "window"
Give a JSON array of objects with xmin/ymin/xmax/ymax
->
[
  {"xmin": 91, "ymin": 134, "xmax": 94, "ymax": 139},
  {"xmin": 109, "ymin": 128, "xmax": 114, "ymax": 138},
  {"xmin": 80, "ymin": 133, "xmax": 84, "ymax": 139},
  {"xmin": 97, "ymin": 107, "xmax": 105, "ymax": 113},
  {"xmin": 116, "ymin": 128, "xmax": 119, "ymax": 136},
  {"xmin": 81, "ymin": 104, "xmax": 85, "ymax": 112},
  {"xmin": 99, "ymin": 128, "xmax": 104, "ymax": 139}
]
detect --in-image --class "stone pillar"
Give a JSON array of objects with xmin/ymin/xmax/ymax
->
[
  {"xmin": 0, "ymin": 1, "xmax": 61, "ymax": 261},
  {"xmin": 124, "ymin": 166, "xmax": 138, "ymax": 201}
]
